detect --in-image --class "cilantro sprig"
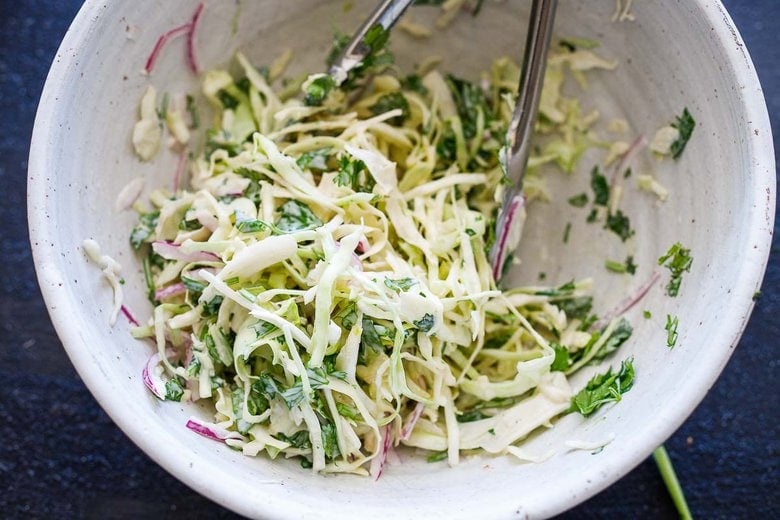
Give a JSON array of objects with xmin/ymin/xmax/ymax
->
[
  {"xmin": 670, "ymin": 108, "xmax": 695, "ymax": 159},
  {"xmin": 570, "ymin": 358, "xmax": 635, "ymax": 416},
  {"xmin": 657, "ymin": 242, "xmax": 693, "ymax": 297}
]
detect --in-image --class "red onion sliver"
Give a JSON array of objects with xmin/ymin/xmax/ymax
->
[
  {"xmin": 185, "ymin": 417, "xmax": 244, "ymax": 442},
  {"xmin": 370, "ymin": 425, "xmax": 393, "ymax": 481},
  {"xmin": 172, "ymin": 151, "xmax": 187, "ymax": 193},
  {"xmin": 144, "ymin": 24, "xmax": 190, "ymax": 74},
  {"xmin": 399, "ymin": 401, "xmax": 425, "ymax": 441},
  {"xmin": 592, "ymin": 269, "xmax": 661, "ymax": 331},
  {"xmin": 610, "ymin": 134, "xmax": 648, "ymax": 183},
  {"xmin": 491, "ymin": 193, "xmax": 524, "ymax": 281},
  {"xmin": 152, "ymin": 241, "xmax": 220, "ymax": 263},
  {"xmin": 154, "ymin": 282, "xmax": 186, "ymax": 301},
  {"xmin": 120, "ymin": 304, "xmax": 140, "ymax": 326},
  {"xmin": 186, "ymin": 3, "xmax": 205, "ymax": 74},
  {"xmin": 142, "ymin": 352, "xmax": 166, "ymax": 400}
]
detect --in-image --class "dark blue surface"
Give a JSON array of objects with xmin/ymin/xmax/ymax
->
[{"xmin": 0, "ymin": 1, "xmax": 777, "ymax": 518}]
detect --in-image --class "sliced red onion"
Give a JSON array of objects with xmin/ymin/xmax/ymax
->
[
  {"xmin": 144, "ymin": 24, "xmax": 190, "ymax": 74},
  {"xmin": 144, "ymin": 3, "xmax": 204, "ymax": 75},
  {"xmin": 114, "ymin": 178, "xmax": 145, "ymax": 212},
  {"xmin": 491, "ymin": 193, "xmax": 524, "ymax": 281},
  {"xmin": 142, "ymin": 352, "xmax": 166, "ymax": 400},
  {"xmin": 592, "ymin": 269, "xmax": 661, "ymax": 331},
  {"xmin": 186, "ymin": 3, "xmax": 205, "ymax": 74},
  {"xmin": 184, "ymin": 338, "xmax": 193, "ymax": 368},
  {"xmin": 172, "ymin": 151, "xmax": 187, "ymax": 192},
  {"xmin": 152, "ymin": 241, "xmax": 220, "ymax": 263},
  {"xmin": 154, "ymin": 282, "xmax": 186, "ymax": 301},
  {"xmin": 610, "ymin": 134, "xmax": 648, "ymax": 183},
  {"xmin": 399, "ymin": 401, "xmax": 425, "ymax": 441},
  {"xmin": 370, "ymin": 425, "xmax": 393, "ymax": 481},
  {"xmin": 185, "ymin": 417, "xmax": 245, "ymax": 442},
  {"xmin": 120, "ymin": 304, "xmax": 140, "ymax": 326},
  {"xmin": 356, "ymin": 238, "xmax": 369, "ymax": 254}
]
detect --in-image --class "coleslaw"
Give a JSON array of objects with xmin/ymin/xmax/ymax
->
[{"xmin": 117, "ymin": 21, "xmax": 647, "ymax": 476}]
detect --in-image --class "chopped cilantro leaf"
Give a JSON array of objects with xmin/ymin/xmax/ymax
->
[
  {"xmin": 445, "ymin": 74, "xmax": 493, "ymax": 140},
  {"xmin": 330, "ymin": 25, "xmax": 394, "ymax": 90},
  {"xmin": 414, "ymin": 313, "xmax": 435, "ymax": 333},
  {"xmin": 181, "ymin": 275, "xmax": 206, "ymax": 293},
  {"xmin": 427, "ymin": 450, "xmax": 448, "ymax": 463},
  {"xmin": 296, "ymin": 148, "xmax": 331, "ymax": 170},
  {"xmin": 605, "ymin": 259, "xmax": 627, "ymax": 273},
  {"xmin": 625, "ymin": 255, "xmax": 637, "ymax": 275},
  {"xmin": 670, "ymin": 108, "xmax": 695, "ymax": 159},
  {"xmin": 130, "ymin": 211, "xmax": 159, "ymax": 250},
  {"xmin": 336, "ymin": 402, "xmax": 361, "ymax": 421},
  {"xmin": 361, "ymin": 317, "xmax": 384, "ymax": 352},
  {"xmin": 277, "ymin": 430, "xmax": 311, "ymax": 450},
  {"xmin": 558, "ymin": 296, "xmax": 593, "ymax": 321},
  {"xmin": 335, "ymin": 155, "xmax": 371, "ymax": 191},
  {"xmin": 657, "ymin": 242, "xmax": 693, "ymax": 297},
  {"xmin": 337, "ymin": 304, "xmax": 358, "ymax": 330},
  {"xmin": 570, "ymin": 358, "xmax": 635, "ymax": 416},
  {"xmin": 665, "ymin": 314, "xmax": 679, "ymax": 348},
  {"xmin": 558, "ymin": 37, "xmax": 600, "ymax": 52},
  {"xmin": 216, "ymin": 88, "xmax": 240, "ymax": 109},
  {"xmin": 605, "ymin": 210, "xmax": 634, "ymax": 242},
  {"xmin": 280, "ymin": 381, "xmax": 305, "ymax": 409},
  {"xmin": 186, "ymin": 94, "xmax": 200, "ymax": 129},
  {"xmin": 276, "ymin": 200, "xmax": 323, "ymax": 233},
  {"xmin": 534, "ymin": 280, "xmax": 576, "ymax": 297},
  {"xmin": 201, "ymin": 295, "xmax": 223, "ymax": 318},
  {"xmin": 590, "ymin": 166, "xmax": 610, "ymax": 206},
  {"xmin": 401, "ymin": 73, "xmax": 428, "ymax": 95},
  {"xmin": 551, "ymin": 343, "xmax": 570, "ymax": 372},
  {"xmin": 384, "ymin": 277, "xmax": 417, "ymax": 292},
  {"xmin": 605, "ymin": 255, "xmax": 637, "ymax": 274},
  {"xmin": 236, "ymin": 218, "xmax": 273, "ymax": 234},
  {"xmin": 568, "ymin": 193, "xmax": 589, "ymax": 207},
  {"xmin": 321, "ymin": 421, "xmax": 341, "ymax": 460},
  {"xmin": 593, "ymin": 318, "xmax": 633, "ymax": 361},
  {"xmin": 164, "ymin": 378, "xmax": 184, "ymax": 401},
  {"xmin": 370, "ymin": 92, "xmax": 410, "ymax": 123},
  {"xmin": 304, "ymin": 75, "xmax": 336, "ymax": 106},
  {"xmin": 254, "ymin": 374, "xmax": 280, "ymax": 400}
]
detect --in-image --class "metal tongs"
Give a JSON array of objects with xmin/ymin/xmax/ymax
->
[
  {"xmin": 489, "ymin": 0, "xmax": 558, "ymax": 280},
  {"xmin": 330, "ymin": 0, "xmax": 558, "ymax": 281}
]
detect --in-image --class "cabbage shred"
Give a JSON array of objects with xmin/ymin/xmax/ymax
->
[{"xmin": 130, "ymin": 39, "xmax": 634, "ymax": 474}]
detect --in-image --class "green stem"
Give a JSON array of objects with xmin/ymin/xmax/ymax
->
[{"xmin": 653, "ymin": 445, "xmax": 693, "ymax": 520}]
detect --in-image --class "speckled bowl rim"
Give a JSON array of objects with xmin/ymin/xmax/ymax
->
[{"xmin": 28, "ymin": 1, "xmax": 775, "ymax": 518}]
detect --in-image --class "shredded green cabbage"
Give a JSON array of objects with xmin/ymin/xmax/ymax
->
[{"xmin": 128, "ymin": 43, "xmax": 634, "ymax": 475}]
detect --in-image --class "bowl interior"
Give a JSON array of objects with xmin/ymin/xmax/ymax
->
[{"xmin": 29, "ymin": 0, "xmax": 774, "ymax": 518}]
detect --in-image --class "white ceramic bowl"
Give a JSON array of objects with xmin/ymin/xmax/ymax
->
[{"xmin": 29, "ymin": 1, "xmax": 774, "ymax": 518}]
